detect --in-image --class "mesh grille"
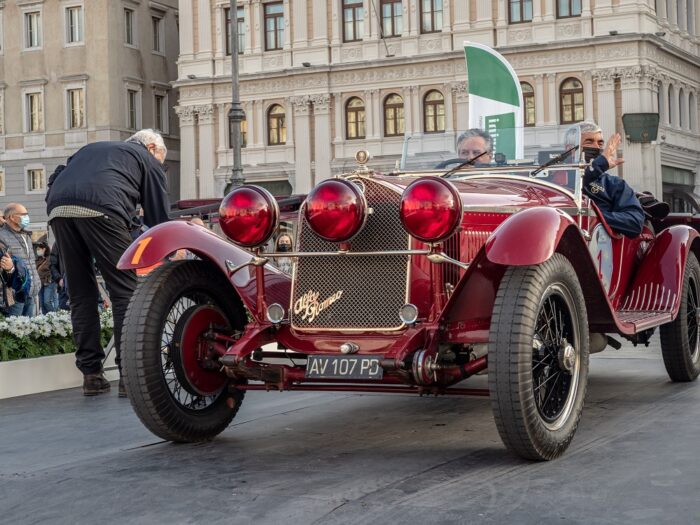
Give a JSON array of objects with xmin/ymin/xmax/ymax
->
[{"xmin": 291, "ymin": 178, "xmax": 410, "ymax": 330}]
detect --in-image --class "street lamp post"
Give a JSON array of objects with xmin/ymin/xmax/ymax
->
[{"xmin": 226, "ymin": 0, "xmax": 245, "ymax": 194}]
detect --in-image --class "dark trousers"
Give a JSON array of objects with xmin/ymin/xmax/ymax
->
[{"xmin": 51, "ymin": 216, "xmax": 137, "ymax": 375}]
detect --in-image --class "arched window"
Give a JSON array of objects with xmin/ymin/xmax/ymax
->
[
  {"xmin": 423, "ymin": 90, "xmax": 445, "ymax": 133},
  {"xmin": 690, "ymin": 93, "xmax": 697, "ymax": 132},
  {"xmin": 521, "ymin": 82, "xmax": 535, "ymax": 127},
  {"xmin": 679, "ymin": 88, "xmax": 686, "ymax": 129},
  {"xmin": 345, "ymin": 97, "xmax": 366, "ymax": 139},
  {"xmin": 668, "ymin": 84, "xmax": 675, "ymax": 126},
  {"xmin": 267, "ymin": 104, "xmax": 286, "ymax": 145},
  {"xmin": 559, "ymin": 77, "xmax": 584, "ymax": 124},
  {"xmin": 383, "ymin": 93, "xmax": 404, "ymax": 137}
]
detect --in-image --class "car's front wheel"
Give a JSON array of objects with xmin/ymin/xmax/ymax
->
[
  {"xmin": 489, "ymin": 253, "xmax": 589, "ymax": 461},
  {"xmin": 660, "ymin": 252, "xmax": 700, "ymax": 382}
]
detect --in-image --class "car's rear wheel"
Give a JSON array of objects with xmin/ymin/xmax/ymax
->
[
  {"xmin": 122, "ymin": 260, "xmax": 247, "ymax": 442},
  {"xmin": 489, "ymin": 254, "xmax": 589, "ymax": 461},
  {"xmin": 660, "ymin": 252, "xmax": 700, "ymax": 382}
]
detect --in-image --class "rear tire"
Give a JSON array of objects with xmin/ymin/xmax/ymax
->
[
  {"xmin": 660, "ymin": 252, "xmax": 700, "ymax": 382},
  {"xmin": 489, "ymin": 254, "xmax": 589, "ymax": 461},
  {"xmin": 122, "ymin": 260, "xmax": 246, "ymax": 442}
]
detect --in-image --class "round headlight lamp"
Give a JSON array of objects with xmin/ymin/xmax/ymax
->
[
  {"xmin": 304, "ymin": 179, "xmax": 368, "ymax": 242},
  {"xmin": 219, "ymin": 185, "xmax": 279, "ymax": 248},
  {"xmin": 400, "ymin": 177, "xmax": 463, "ymax": 243}
]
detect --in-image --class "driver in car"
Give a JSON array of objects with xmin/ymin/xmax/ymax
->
[
  {"xmin": 456, "ymin": 129, "xmax": 493, "ymax": 164},
  {"xmin": 578, "ymin": 121, "xmax": 645, "ymax": 238}
]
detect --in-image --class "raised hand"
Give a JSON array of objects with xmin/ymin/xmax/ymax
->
[{"xmin": 604, "ymin": 133, "xmax": 625, "ymax": 169}]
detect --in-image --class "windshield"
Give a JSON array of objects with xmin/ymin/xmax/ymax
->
[{"xmin": 399, "ymin": 124, "xmax": 585, "ymax": 193}]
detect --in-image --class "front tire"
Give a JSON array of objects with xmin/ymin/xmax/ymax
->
[
  {"xmin": 122, "ymin": 260, "xmax": 247, "ymax": 442},
  {"xmin": 489, "ymin": 254, "xmax": 589, "ymax": 461},
  {"xmin": 660, "ymin": 252, "xmax": 700, "ymax": 382}
]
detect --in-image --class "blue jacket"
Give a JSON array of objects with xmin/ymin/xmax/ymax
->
[
  {"xmin": 1, "ymin": 252, "xmax": 30, "ymax": 309},
  {"xmin": 582, "ymin": 156, "xmax": 645, "ymax": 238}
]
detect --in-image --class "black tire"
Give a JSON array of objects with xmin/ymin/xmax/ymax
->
[
  {"xmin": 489, "ymin": 254, "xmax": 589, "ymax": 461},
  {"xmin": 122, "ymin": 260, "xmax": 247, "ymax": 442},
  {"xmin": 660, "ymin": 252, "xmax": 700, "ymax": 382}
]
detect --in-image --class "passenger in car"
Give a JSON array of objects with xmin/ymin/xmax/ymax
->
[
  {"xmin": 578, "ymin": 121, "xmax": 645, "ymax": 238},
  {"xmin": 456, "ymin": 129, "xmax": 493, "ymax": 164}
]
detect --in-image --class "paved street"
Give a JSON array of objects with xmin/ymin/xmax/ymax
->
[{"xmin": 2, "ymin": 336, "xmax": 700, "ymax": 525}]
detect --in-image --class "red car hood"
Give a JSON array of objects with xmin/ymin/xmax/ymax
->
[{"xmin": 377, "ymin": 174, "xmax": 576, "ymax": 210}]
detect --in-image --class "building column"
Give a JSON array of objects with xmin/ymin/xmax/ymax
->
[
  {"xmin": 593, "ymin": 69, "xmax": 617, "ymax": 138},
  {"xmin": 619, "ymin": 66, "xmax": 659, "ymax": 194},
  {"xmin": 452, "ymin": 0, "xmax": 471, "ymax": 33},
  {"xmin": 252, "ymin": 2, "xmax": 263, "ymax": 54},
  {"xmin": 292, "ymin": 0, "xmax": 308, "ymax": 47},
  {"xmin": 408, "ymin": 0, "xmax": 420, "ymax": 36},
  {"xmin": 678, "ymin": 0, "xmax": 687, "ymax": 31},
  {"xmin": 532, "ymin": 0, "xmax": 543, "ymax": 23},
  {"xmin": 175, "ymin": 106, "xmax": 197, "ymax": 199},
  {"xmin": 312, "ymin": 0, "xmax": 329, "ymax": 45},
  {"xmin": 657, "ymin": 0, "xmax": 668, "ymax": 23},
  {"xmin": 534, "ymin": 74, "xmax": 545, "ymax": 126},
  {"xmin": 584, "ymin": 71, "xmax": 594, "ymax": 121},
  {"xmin": 198, "ymin": 0, "xmax": 213, "ymax": 57},
  {"xmin": 443, "ymin": 83, "xmax": 454, "ymax": 132},
  {"xmin": 333, "ymin": 93, "xmax": 344, "ymax": 142},
  {"xmin": 370, "ymin": 89, "xmax": 382, "ymax": 139},
  {"xmin": 545, "ymin": 73, "xmax": 557, "ymax": 125},
  {"xmin": 543, "ymin": 0, "xmax": 555, "ymax": 21},
  {"xmin": 196, "ymin": 105, "xmax": 217, "ymax": 198},
  {"xmin": 312, "ymin": 94, "xmax": 332, "ymax": 184},
  {"xmin": 451, "ymin": 81, "xmax": 469, "ymax": 132},
  {"xmin": 179, "ymin": 0, "xmax": 194, "ymax": 60},
  {"xmin": 291, "ymin": 96, "xmax": 312, "ymax": 193}
]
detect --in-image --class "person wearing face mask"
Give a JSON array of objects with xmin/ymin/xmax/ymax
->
[
  {"xmin": 35, "ymin": 240, "xmax": 58, "ymax": 314},
  {"xmin": 46, "ymin": 129, "xmax": 170, "ymax": 397},
  {"xmin": 576, "ymin": 121, "xmax": 645, "ymax": 238},
  {"xmin": 275, "ymin": 234, "xmax": 294, "ymax": 275},
  {"xmin": 0, "ymin": 203, "xmax": 40, "ymax": 316}
]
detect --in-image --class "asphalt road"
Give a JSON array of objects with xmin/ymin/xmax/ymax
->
[{"xmin": 1, "ymin": 337, "xmax": 700, "ymax": 525}]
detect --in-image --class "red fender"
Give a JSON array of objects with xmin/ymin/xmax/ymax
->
[
  {"xmin": 484, "ymin": 207, "xmax": 576, "ymax": 266},
  {"xmin": 622, "ymin": 225, "xmax": 699, "ymax": 318},
  {"xmin": 117, "ymin": 221, "xmax": 291, "ymax": 322}
]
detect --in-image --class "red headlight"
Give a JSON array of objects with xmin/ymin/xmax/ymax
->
[
  {"xmin": 400, "ymin": 177, "xmax": 463, "ymax": 243},
  {"xmin": 219, "ymin": 185, "xmax": 279, "ymax": 248},
  {"xmin": 304, "ymin": 179, "xmax": 367, "ymax": 242}
]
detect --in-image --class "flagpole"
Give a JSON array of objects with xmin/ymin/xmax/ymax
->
[{"xmin": 226, "ymin": 0, "xmax": 245, "ymax": 194}]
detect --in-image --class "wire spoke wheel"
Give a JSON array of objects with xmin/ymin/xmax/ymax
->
[
  {"xmin": 122, "ymin": 261, "xmax": 247, "ymax": 442},
  {"xmin": 661, "ymin": 252, "xmax": 700, "ymax": 382},
  {"xmin": 489, "ymin": 254, "xmax": 589, "ymax": 461}
]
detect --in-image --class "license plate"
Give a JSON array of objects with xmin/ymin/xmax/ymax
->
[{"xmin": 305, "ymin": 355, "xmax": 384, "ymax": 380}]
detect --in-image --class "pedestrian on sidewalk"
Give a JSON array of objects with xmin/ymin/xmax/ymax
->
[
  {"xmin": 46, "ymin": 129, "xmax": 170, "ymax": 397},
  {"xmin": 0, "ymin": 203, "xmax": 40, "ymax": 317},
  {"xmin": 36, "ymin": 240, "xmax": 58, "ymax": 314}
]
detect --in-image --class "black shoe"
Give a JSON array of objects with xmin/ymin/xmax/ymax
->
[
  {"xmin": 83, "ymin": 373, "xmax": 111, "ymax": 396},
  {"xmin": 118, "ymin": 378, "xmax": 127, "ymax": 398}
]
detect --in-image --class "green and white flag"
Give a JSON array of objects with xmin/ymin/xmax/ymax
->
[{"xmin": 464, "ymin": 42, "xmax": 524, "ymax": 160}]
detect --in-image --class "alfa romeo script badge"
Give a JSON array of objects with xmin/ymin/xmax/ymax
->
[{"xmin": 293, "ymin": 290, "xmax": 343, "ymax": 323}]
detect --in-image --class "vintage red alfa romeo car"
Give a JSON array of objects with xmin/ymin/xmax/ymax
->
[{"xmin": 118, "ymin": 127, "xmax": 700, "ymax": 460}]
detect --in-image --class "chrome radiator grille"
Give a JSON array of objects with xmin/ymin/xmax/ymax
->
[{"xmin": 291, "ymin": 178, "xmax": 410, "ymax": 331}]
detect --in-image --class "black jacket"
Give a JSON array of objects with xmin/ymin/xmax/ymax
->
[
  {"xmin": 583, "ymin": 156, "xmax": 645, "ymax": 238},
  {"xmin": 46, "ymin": 141, "xmax": 170, "ymax": 228},
  {"xmin": 49, "ymin": 243, "xmax": 63, "ymax": 284}
]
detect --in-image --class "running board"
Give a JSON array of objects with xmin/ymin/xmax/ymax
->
[{"xmin": 616, "ymin": 311, "xmax": 674, "ymax": 332}]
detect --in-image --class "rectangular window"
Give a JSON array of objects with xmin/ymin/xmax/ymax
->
[
  {"xmin": 381, "ymin": 0, "xmax": 402, "ymax": 37},
  {"xmin": 264, "ymin": 2, "xmax": 284, "ymax": 51},
  {"xmin": 421, "ymin": 0, "xmax": 442, "ymax": 33},
  {"xmin": 225, "ymin": 7, "xmax": 245, "ymax": 55},
  {"xmin": 557, "ymin": 0, "xmax": 581, "ymax": 18},
  {"xmin": 127, "ymin": 89, "xmax": 138, "ymax": 129},
  {"xmin": 152, "ymin": 16, "xmax": 163, "ymax": 52},
  {"xmin": 67, "ymin": 88, "xmax": 85, "ymax": 129},
  {"xmin": 125, "ymin": 8, "xmax": 135, "ymax": 45},
  {"xmin": 25, "ymin": 11, "xmax": 42, "ymax": 48},
  {"xmin": 26, "ymin": 92, "xmax": 43, "ymax": 132},
  {"xmin": 343, "ymin": 0, "xmax": 364, "ymax": 42},
  {"xmin": 28, "ymin": 168, "xmax": 45, "ymax": 192},
  {"xmin": 509, "ymin": 0, "xmax": 533, "ymax": 23},
  {"xmin": 65, "ymin": 6, "xmax": 84, "ymax": 44},
  {"xmin": 154, "ymin": 94, "xmax": 165, "ymax": 131}
]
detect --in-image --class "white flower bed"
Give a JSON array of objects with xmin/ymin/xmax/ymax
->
[{"xmin": 0, "ymin": 309, "xmax": 113, "ymax": 339}]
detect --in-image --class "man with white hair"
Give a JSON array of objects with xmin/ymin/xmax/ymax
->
[
  {"xmin": 46, "ymin": 129, "xmax": 170, "ymax": 396},
  {"xmin": 568, "ymin": 121, "xmax": 645, "ymax": 238}
]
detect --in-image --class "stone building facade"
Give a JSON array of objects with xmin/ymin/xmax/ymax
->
[
  {"xmin": 0, "ymin": 0, "xmax": 180, "ymax": 236},
  {"xmin": 177, "ymin": 0, "xmax": 699, "ymax": 209}
]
